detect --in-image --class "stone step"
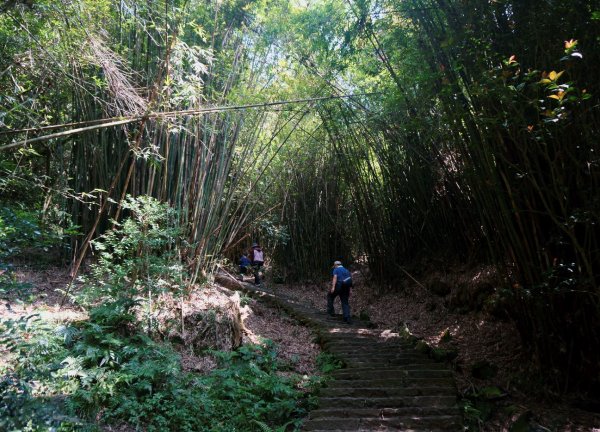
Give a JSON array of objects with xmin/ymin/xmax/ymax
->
[
  {"xmin": 323, "ymin": 340, "xmax": 411, "ymax": 348},
  {"xmin": 307, "ymin": 406, "xmax": 460, "ymax": 419},
  {"xmin": 316, "ymin": 395, "xmax": 458, "ymax": 409},
  {"xmin": 331, "ymin": 368, "xmax": 453, "ymax": 380},
  {"xmin": 322, "ymin": 330, "xmax": 402, "ymax": 337},
  {"xmin": 342, "ymin": 359, "xmax": 436, "ymax": 367},
  {"xmin": 304, "ymin": 429, "xmax": 454, "ymax": 432},
  {"xmin": 344, "ymin": 359, "xmax": 447, "ymax": 368},
  {"xmin": 229, "ymin": 282, "xmax": 460, "ymax": 432},
  {"xmin": 303, "ymin": 415, "xmax": 463, "ymax": 431},
  {"xmin": 324, "ymin": 345, "xmax": 413, "ymax": 352},
  {"xmin": 324, "ymin": 346, "xmax": 413, "ymax": 355},
  {"xmin": 325, "ymin": 378, "xmax": 455, "ymax": 388},
  {"xmin": 321, "ymin": 334, "xmax": 401, "ymax": 341},
  {"xmin": 305, "ymin": 429, "xmax": 454, "ymax": 432},
  {"xmin": 325, "ymin": 349, "xmax": 414, "ymax": 356},
  {"xmin": 303, "ymin": 426, "xmax": 454, "ymax": 432},
  {"xmin": 321, "ymin": 334, "xmax": 398, "ymax": 345},
  {"xmin": 332, "ymin": 352, "xmax": 426, "ymax": 359},
  {"xmin": 318, "ymin": 386, "xmax": 457, "ymax": 398},
  {"xmin": 321, "ymin": 334, "xmax": 404, "ymax": 340},
  {"xmin": 336, "ymin": 355, "xmax": 434, "ymax": 369}
]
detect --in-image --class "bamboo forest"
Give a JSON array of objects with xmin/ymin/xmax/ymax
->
[{"xmin": 0, "ymin": 0, "xmax": 599, "ymax": 430}]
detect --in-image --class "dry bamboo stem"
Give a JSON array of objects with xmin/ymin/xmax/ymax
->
[{"xmin": 0, "ymin": 93, "xmax": 379, "ymax": 152}]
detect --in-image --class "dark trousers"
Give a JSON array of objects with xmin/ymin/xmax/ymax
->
[
  {"xmin": 252, "ymin": 262, "xmax": 263, "ymax": 284},
  {"xmin": 327, "ymin": 284, "xmax": 351, "ymax": 320}
]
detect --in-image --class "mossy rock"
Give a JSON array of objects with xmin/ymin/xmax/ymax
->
[{"xmin": 164, "ymin": 291, "xmax": 244, "ymax": 353}]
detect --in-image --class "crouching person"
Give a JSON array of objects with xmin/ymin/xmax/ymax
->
[{"xmin": 239, "ymin": 253, "xmax": 251, "ymax": 280}]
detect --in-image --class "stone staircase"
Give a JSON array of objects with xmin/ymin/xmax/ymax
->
[
  {"xmin": 303, "ymin": 321, "xmax": 462, "ymax": 431},
  {"xmin": 216, "ymin": 274, "xmax": 462, "ymax": 431}
]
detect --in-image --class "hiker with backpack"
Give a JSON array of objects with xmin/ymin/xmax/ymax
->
[
  {"xmin": 327, "ymin": 260, "xmax": 353, "ymax": 324},
  {"xmin": 249, "ymin": 242, "xmax": 264, "ymax": 285}
]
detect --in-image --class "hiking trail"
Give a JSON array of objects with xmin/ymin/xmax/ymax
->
[{"xmin": 219, "ymin": 275, "xmax": 462, "ymax": 431}]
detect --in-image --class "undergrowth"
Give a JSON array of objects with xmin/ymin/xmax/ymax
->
[
  {"xmin": 0, "ymin": 196, "xmax": 324, "ymax": 431},
  {"xmin": 0, "ymin": 299, "xmax": 320, "ymax": 431}
]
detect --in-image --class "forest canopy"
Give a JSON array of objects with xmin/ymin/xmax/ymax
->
[{"xmin": 1, "ymin": 0, "xmax": 599, "ymax": 401}]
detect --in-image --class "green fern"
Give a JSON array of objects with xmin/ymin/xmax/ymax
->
[{"xmin": 252, "ymin": 420, "xmax": 275, "ymax": 432}]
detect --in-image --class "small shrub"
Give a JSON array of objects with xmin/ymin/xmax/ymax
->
[
  {"xmin": 0, "ymin": 206, "xmax": 71, "ymax": 263},
  {"xmin": 316, "ymin": 352, "xmax": 344, "ymax": 373},
  {"xmin": 78, "ymin": 195, "xmax": 185, "ymax": 306}
]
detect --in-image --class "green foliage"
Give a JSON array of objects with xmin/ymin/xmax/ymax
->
[
  {"xmin": 0, "ymin": 206, "xmax": 66, "ymax": 261},
  {"xmin": 246, "ymin": 0, "xmax": 600, "ymax": 392},
  {"xmin": 316, "ymin": 352, "xmax": 343, "ymax": 373},
  {"xmin": 239, "ymin": 292, "xmax": 252, "ymax": 306},
  {"xmin": 201, "ymin": 341, "xmax": 309, "ymax": 430},
  {"xmin": 460, "ymin": 397, "xmax": 493, "ymax": 431},
  {"xmin": 460, "ymin": 385, "xmax": 509, "ymax": 431},
  {"xmin": 1, "ymin": 302, "xmax": 313, "ymax": 431},
  {"xmin": 478, "ymin": 386, "xmax": 506, "ymax": 400},
  {"xmin": 79, "ymin": 195, "xmax": 185, "ymax": 305},
  {"xmin": 430, "ymin": 347, "xmax": 458, "ymax": 363},
  {"xmin": 0, "ymin": 268, "xmax": 34, "ymax": 300},
  {"xmin": 251, "ymin": 419, "xmax": 296, "ymax": 432},
  {"xmin": 0, "ymin": 0, "xmax": 112, "ymax": 131},
  {"xmin": 0, "ymin": 314, "xmax": 77, "ymax": 431},
  {"xmin": 1, "ymin": 0, "xmax": 598, "ymax": 401},
  {"xmin": 0, "ymin": 149, "xmax": 44, "ymax": 205}
]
